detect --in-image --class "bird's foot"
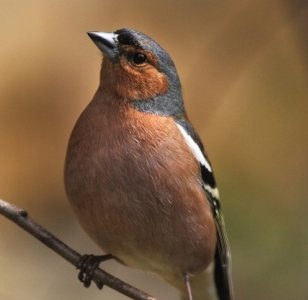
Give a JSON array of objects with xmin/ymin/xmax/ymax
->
[
  {"xmin": 183, "ymin": 273, "xmax": 193, "ymax": 300},
  {"xmin": 77, "ymin": 253, "xmax": 114, "ymax": 289}
]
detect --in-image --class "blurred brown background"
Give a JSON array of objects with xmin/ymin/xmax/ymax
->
[{"xmin": 0, "ymin": 0, "xmax": 307, "ymax": 299}]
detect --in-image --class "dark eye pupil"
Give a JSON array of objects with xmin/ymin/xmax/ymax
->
[{"xmin": 132, "ymin": 53, "xmax": 147, "ymax": 64}]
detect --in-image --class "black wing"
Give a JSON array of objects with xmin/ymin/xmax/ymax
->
[
  {"xmin": 176, "ymin": 118, "xmax": 233, "ymax": 300},
  {"xmin": 202, "ymin": 163, "xmax": 233, "ymax": 300}
]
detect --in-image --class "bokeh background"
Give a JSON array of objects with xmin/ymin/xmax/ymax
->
[{"xmin": 0, "ymin": 0, "xmax": 307, "ymax": 299}]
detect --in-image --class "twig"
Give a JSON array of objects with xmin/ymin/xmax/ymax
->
[{"xmin": 0, "ymin": 198, "xmax": 157, "ymax": 300}]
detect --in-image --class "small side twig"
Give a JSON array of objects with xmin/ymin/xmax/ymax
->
[{"xmin": 0, "ymin": 198, "xmax": 157, "ymax": 300}]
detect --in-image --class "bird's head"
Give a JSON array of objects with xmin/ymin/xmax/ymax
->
[{"xmin": 88, "ymin": 28, "xmax": 182, "ymax": 107}]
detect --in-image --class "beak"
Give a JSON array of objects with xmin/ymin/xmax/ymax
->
[{"xmin": 87, "ymin": 31, "xmax": 118, "ymax": 60}]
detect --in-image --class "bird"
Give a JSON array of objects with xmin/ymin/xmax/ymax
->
[{"xmin": 64, "ymin": 28, "xmax": 233, "ymax": 300}]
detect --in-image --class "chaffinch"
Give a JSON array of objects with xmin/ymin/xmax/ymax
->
[{"xmin": 64, "ymin": 28, "xmax": 233, "ymax": 300}]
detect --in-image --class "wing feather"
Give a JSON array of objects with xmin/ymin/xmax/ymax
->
[{"xmin": 176, "ymin": 120, "xmax": 233, "ymax": 300}]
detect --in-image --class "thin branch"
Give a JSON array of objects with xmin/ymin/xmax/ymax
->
[{"xmin": 0, "ymin": 198, "xmax": 157, "ymax": 300}]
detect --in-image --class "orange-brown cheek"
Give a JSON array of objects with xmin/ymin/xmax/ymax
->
[
  {"xmin": 100, "ymin": 58, "xmax": 169, "ymax": 101},
  {"xmin": 116, "ymin": 60, "xmax": 168, "ymax": 100}
]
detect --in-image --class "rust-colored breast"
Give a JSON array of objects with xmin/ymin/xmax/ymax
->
[{"xmin": 64, "ymin": 92, "xmax": 216, "ymax": 279}]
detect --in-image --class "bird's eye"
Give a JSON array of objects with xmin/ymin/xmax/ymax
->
[{"xmin": 131, "ymin": 52, "xmax": 147, "ymax": 65}]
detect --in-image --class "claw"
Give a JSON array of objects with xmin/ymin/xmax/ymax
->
[{"xmin": 77, "ymin": 254, "xmax": 113, "ymax": 289}]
